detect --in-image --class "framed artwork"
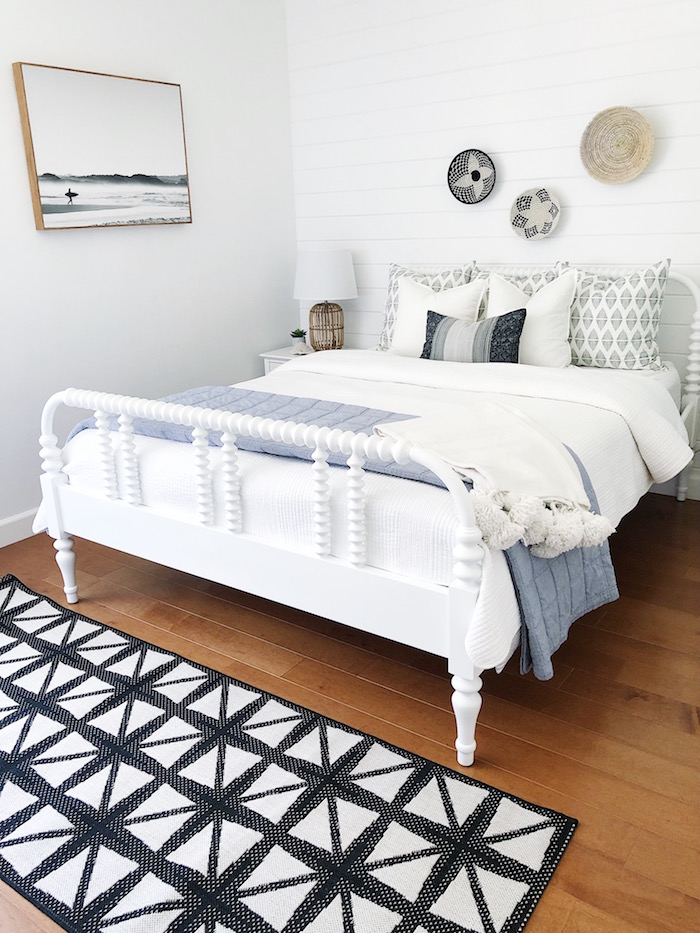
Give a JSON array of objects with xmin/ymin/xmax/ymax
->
[{"xmin": 13, "ymin": 63, "xmax": 192, "ymax": 230}]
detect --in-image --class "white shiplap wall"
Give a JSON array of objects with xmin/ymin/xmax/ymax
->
[{"xmin": 284, "ymin": 0, "xmax": 700, "ymax": 383}]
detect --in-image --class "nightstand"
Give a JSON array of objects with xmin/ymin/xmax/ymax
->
[{"xmin": 259, "ymin": 346, "xmax": 297, "ymax": 374}]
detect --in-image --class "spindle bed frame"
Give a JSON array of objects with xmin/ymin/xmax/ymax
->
[{"xmin": 35, "ymin": 266, "xmax": 700, "ymax": 766}]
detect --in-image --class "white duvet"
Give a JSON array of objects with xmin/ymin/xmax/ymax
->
[
  {"xmin": 53, "ymin": 351, "xmax": 691, "ymax": 670},
  {"xmin": 253, "ymin": 352, "xmax": 690, "ymax": 495}
]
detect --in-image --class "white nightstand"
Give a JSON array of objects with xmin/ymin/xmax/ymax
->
[{"xmin": 259, "ymin": 346, "xmax": 297, "ymax": 374}]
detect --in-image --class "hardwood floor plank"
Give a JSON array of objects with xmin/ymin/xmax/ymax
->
[
  {"xmin": 593, "ymin": 595, "xmax": 700, "ymax": 655},
  {"xmin": 564, "ymin": 622, "xmax": 700, "ymax": 682},
  {"xmin": 565, "ymin": 898, "xmax": 686, "ymax": 933},
  {"xmin": 558, "ymin": 668, "xmax": 700, "ymax": 735},
  {"xmin": 481, "ymin": 668, "xmax": 700, "ymax": 769},
  {"xmin": 555, "ymin": 845, "xmax": 700, "ymax": 933},
  {"xmin": 553, "ymin": 638, "xmax": 700, "ymax": 706},
  {"xmin": 624, "ymin": 827, "xmax": 700, "ymax": 900}
]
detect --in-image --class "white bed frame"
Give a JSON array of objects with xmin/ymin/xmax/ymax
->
[{"xmin": 36, "ymin": 267, "xmax": 700, "ymax": 766}]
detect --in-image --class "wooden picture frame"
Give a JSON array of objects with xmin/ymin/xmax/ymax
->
[{"xmin": 13, "ymin": 62, "xmax": 192, "ymax": 230}]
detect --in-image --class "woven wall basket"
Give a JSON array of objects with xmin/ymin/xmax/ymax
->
[
  {"xmin": 580, "ymin": 106, "xmax": 654, "ymax": 184},
  {"xmin": 447, "ymin": 149, "xmax": 496, "ymax": 203},
  {"xmin": 510, "ymin": 187, "xmax": 561, "ymax": 240}
]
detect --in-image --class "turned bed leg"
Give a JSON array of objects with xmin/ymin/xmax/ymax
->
[
  {"xmin": 54, "ymin": 536, "xmax": 78, "ymax": 603},
  {"xmin": 451, "ymin": 672, "xmax": 483, "ymax": 767},
  {"xmin": 676, "ymin": 462, "xmax": 690, "ymax": 502},
  {"xmin": 38, "ymin": 418, "xmax": 79, "ymax": 604}
]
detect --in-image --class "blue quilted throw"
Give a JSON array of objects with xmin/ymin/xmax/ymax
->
[
  {"xmin": 69, "ymin": 386, "xmax": 618, "ymax": 680},
  {"xmin": 69, "ymin": 387, "xmax": 431, "ymax": 483}
]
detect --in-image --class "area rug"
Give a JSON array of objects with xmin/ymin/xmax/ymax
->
[{"xmin": 0, "ymin": 575, "xmax": 577, "ymax": 933}]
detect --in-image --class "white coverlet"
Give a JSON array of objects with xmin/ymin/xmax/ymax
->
[
  {"xmin": 52, "ymin": 351, "xmax": 689, "ymax": 672},
  {"xmin": 374, "ymin": 400, "xmax": 590, "ymax": 509},
  {"xmin": 262, "ymin": 352, "xmax": 691, "ymax": 487},
  {"xmin": 373, "ymin": 404, "xmax": 617, "ymax": 557},
  {"xmin": 378, "ymin": 403, "xmax": 593, "ymax": 505}
]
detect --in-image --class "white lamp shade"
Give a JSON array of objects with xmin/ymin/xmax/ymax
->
[{"xmin": 293, "ymin": 249, "xmax": 358, "ymax": 301}]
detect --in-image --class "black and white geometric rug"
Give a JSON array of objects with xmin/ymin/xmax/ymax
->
[{"xmin": 0, "ymin": 575, "xmax": 576, "ymax": 933}]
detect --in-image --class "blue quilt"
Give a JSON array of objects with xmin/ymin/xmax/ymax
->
[{"xmin": 70, "ymin": 385, "xmax": 618, "ymax": 679}]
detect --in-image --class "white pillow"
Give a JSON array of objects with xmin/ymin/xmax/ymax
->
[
  {"xmin": 486, "ymin": 271, "xmax": 576, "ymax": 367},
  {"xmin": 378, "ymin": 262, "xmax": 475, "ymax": 350},
  {"xmin": 388, "ymin": 277, "xmax": 486, "ymax": 357}
]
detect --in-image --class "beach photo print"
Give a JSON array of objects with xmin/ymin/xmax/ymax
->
[{"xmin": 13, "ymin": 63, "xmax": 191, "ymax": 230}]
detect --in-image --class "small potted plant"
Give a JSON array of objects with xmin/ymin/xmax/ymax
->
[{"xmin": 290, "ymin": 327, "xmax": 313, "ymax": 355}]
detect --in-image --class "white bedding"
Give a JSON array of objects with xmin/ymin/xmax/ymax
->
[
  {"xmin": 56, "ymin": 351, "xmax": 690, "ymax": 670},
  {"xmin": 251, "ymin": 352, "xmax": 689, "ymax": 498}
]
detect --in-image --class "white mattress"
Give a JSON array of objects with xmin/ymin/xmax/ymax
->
[{"xmin": 56, "ymin": 352, "xmax": 687, "ymax": 670}]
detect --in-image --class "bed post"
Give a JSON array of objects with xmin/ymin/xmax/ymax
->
[
  {"xmin": 52, "ymin": 536, "xmax": 78, "ymax": 604},
  {"xmin": 406, "ymin": 445, "xmax": 486, "ymax": 766},
  {"xmin": 451, "ymin": 671, "xmax": 484, "ymax": 767},
  {"xmin": 673, "ymin": 271, "xmax": 700, "ymax": 500},
  {"xmin": 39, "ymin": 392, "xmax": 79, "ymax": 604},
  {"xmin": 448, "ymin": 522, "xmax": 485, "ymax": 766}
]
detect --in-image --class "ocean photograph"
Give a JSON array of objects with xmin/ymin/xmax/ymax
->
[
  {"xmin": 37, "ymin": 172, "xmax": 191, "ymax": 227},
  {"xmin": 14, "ymin": 64, "xmax": 191, "ymax": 230}
]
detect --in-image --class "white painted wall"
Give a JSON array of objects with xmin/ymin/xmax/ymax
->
[
  {"xmin": 1, "ymin": 0, "xmax": 297, "ymax": 544},
  {"xmin": 285, "ymin": 0, "xmax": 700, "ymax": 364}
]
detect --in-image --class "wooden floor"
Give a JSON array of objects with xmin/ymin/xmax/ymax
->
[{"xmin": 0, "ymin": 492, "xmax": 698, "ymax": 933}]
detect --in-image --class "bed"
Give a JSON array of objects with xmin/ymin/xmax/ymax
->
[{"xmin": 33, "ymin": 262, "xmax": 700, "ymax": 765}]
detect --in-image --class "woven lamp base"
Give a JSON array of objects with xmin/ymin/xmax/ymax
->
[{"xmin": 309, "ymin": 301, "xmax": 344, "ymax": 350}]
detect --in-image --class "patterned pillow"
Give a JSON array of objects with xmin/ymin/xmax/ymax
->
[
  {"xmin": 472, "ymin": 265, "xmax": 558, "ymax": 296},
  {"xmin": 560, "ymin": 260, "xmax": 670, "ymax": 369},
  {"xmin": 378, "ymin": 262, "xmax": 475, "ymax": 350},
  {"xmin": 421, "ymin": 308, "xmax": 526, "ymax": 363},
  {"xmin": 471, "ymin": 265, "xmax": 559, "ymax": 318}
]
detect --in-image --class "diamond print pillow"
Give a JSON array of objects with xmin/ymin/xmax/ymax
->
[
  {"xmin": 471, "ymin": 265, "xmax": 559, "ymax": 319},
  {"xmin": 473, "ymin": 264, "xmax": 559, "ymax": 297},
  {"xmin": 378, "ymin": 262, "xmax": 475, "ymax": 350},
  {"xmin": 560, "ymin": 260, "xmax": 670, "ymax": 370}
]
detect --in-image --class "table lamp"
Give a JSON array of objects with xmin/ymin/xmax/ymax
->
[{"xmin": 293, "ymin": 249, "xmax": 358, "ymax": 350}]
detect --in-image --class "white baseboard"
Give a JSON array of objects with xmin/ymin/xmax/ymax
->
[{"xmin": 0, "ymin": 509, "xmax": 39, "ymax": 548}]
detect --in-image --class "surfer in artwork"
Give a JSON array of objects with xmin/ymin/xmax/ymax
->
[{"xmin": 65, "ymin": 188, "xmax": 78, "ymax": 204}]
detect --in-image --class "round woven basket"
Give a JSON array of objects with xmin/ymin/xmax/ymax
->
[
  {"xmin": 580, "ymin": 106, "xmax": 654, "ymax": 184},
  {"xmin": 447, "ymin": 149, "xmax": 496, "ymax": 204},
  {"xmin": 510, "ymin": 187, "xmax": 561, "ymax": 240}
]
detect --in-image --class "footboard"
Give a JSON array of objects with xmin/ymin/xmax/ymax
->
[{"xmin": 37, "ymin": 388, "xmax": 487, "ymax": 765}]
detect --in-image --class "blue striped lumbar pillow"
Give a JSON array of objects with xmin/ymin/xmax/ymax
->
[{"xmin": 421, "ymin": 307, "xmax": 526, "ymax": 363}]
